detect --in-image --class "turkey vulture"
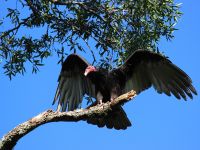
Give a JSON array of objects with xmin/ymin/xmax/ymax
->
[{"xmin": 53, "ymin": 49, "xmax": 197, "ymax": 130}]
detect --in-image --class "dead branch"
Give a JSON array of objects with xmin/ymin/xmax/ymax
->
[{"xmin": 0, "ymin": 90, "xmax": 136, "ymax": 150}]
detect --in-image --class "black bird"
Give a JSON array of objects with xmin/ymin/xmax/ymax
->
[{"xmin": 53, "ymin": 49, "xmax": 197, "ymax": 130}]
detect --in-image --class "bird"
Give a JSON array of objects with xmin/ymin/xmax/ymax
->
[{"xmin": 52, "ymin": 49, "xmax": 197, "ymax": 130}]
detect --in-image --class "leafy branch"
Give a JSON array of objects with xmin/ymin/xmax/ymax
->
[{"xmin": 0, "ymin": 0, "xmax": 182, "ymax": 79}]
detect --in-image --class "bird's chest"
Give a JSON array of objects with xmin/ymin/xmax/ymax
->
[
  {"xmin": 98, "ymin": 75, "xmax": 122, "ymax": 101},
  {"xmin": 96, "ymin": 77, "xmax": 110, "ymax": 93},
  {"xmin": 88, "ymin": 71, "xmax": 122, "ymax": 101}
]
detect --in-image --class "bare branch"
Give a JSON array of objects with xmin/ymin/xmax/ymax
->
[
  {"xmin": 51, "ymin": 0, "xmax": 105, "ymax": 22},
  {"xmin": 0, "ymin": 90, "xmax": 136, "ymax": 150},
  {"xmin": 81, "ymin": 37, "xmax": 97, "ymax": 64},
  {"xmin": 51, "ymin": 0, "xmax": 85, "ymax": 5}
]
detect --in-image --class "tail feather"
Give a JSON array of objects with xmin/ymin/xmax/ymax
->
[{"xmin": 87, "ymin": 106, "xmax": 131, "ymax": 130}]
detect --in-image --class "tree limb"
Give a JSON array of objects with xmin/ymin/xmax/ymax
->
[
  {"xmin": 0, "ymin": 90, "xmax": 136, "ymax": 150},
  {"xmin": 51, "ymin": 0, "xmax": 85, "ymax": 5},
  {"xmin": 51, "ymin": 0, "xmax": 106, "ymax": 22}
]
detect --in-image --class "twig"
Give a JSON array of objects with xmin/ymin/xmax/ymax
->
[
  {"xmin": 81, "ymin": 37, "xmax": 97, "ymax": 65},
  {"xmin": 51, "ymin": 0, "xmax": 85, "ymax": 5},
  {"xmin": 1, "ymin": 17, "xmax": 30, "ymax": 38},
  {"xmin": 25, "ymin": 0, "xmax": 39, "ymax": 15},
  {"xmin": 51, "ymin": 0, "xmax": 105, "ymax": 22}
]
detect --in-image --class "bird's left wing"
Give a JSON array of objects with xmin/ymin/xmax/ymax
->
[
  {"xmin": 53, "ymin": 54, "xmax": 95, "ymax": 111},
  {"xmin": 113, "ymin": 50, "xmax": 197, "ymax": 100}
]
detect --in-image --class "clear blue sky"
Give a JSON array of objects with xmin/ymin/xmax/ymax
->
[{"xmin": 0, "ymin": 1, "xmax": 200, "ymax": 150}]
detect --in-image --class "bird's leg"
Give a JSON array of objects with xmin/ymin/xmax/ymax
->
[
  {"xmin": 86, "ymin": 92, "xmax": 103, "ymax": 109},
  {"xmin": 56, "ymin": 103, "xmax": 62, "ymax": 112},
  {"xmin": 96, "ymin": 91, "xmax": 103, "ymax": 105},
  {"xmin": 111, "ymin": 93, "xmax": 118, "ymax": 102}
]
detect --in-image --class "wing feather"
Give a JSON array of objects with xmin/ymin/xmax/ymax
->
[
  {"xmin": 162, "ymin": 63, "xmax": 195, "ymax": 99},
  {"xmin": 53, "ymin": 54, "xmax": 95, "ymax": 111},
  {"xmin": 118, "ymin": 50, "xmax": 197, "ymax": 100},
  {"xmin": 155, "ymin": 65, "xmax": 171, "ymax": 96}
]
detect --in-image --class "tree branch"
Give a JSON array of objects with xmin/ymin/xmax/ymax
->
[
  {"xmin": 51, "ymin": 0, "xmax": 85, "ymax": 5},
  {"xmin": 51, "ymin": 0, "xmax": 106, "ymax": 22},
  {"xmin": 25, "ymin": 0, "xmax": 39, "ymax": 16},
  {"xmin": 0, "ymin": 17, "xmax": 31, "ymax": 38},
  {"xmin": 0, "ymin": 90, "xmax": 136, "ymax": 150}
]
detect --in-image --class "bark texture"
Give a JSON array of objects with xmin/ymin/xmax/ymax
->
[{"xmin": 0, "ymin": 90, "xmax": 136, "ymax": 150}]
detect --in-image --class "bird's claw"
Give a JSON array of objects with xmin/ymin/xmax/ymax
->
[
  {"xmin": 110, "ymin": 98, "xmax": 115, "ymax": 101},
  {"xmin": 98, "ymin": 99, "xmax": 103, "ymax": 105}
]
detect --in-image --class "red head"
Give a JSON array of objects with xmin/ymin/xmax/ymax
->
[{"xmin": 84, "ymin": 66, "xmax": 97, "ymax": 76}]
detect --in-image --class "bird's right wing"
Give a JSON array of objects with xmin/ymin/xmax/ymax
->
[{"xmin": 53, "ymin": 54, "xmax": 95, "ymax": 111}]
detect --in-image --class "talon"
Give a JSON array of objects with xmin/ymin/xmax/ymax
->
[
  {"xmin": 98, "ymin": 99, "xmax": 103, "ymax": 105},
  {"xmin": 110, "ymin": 98, "xmax": 115, "ymax": 101}
]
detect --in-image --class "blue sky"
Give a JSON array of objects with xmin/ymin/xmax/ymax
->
[{"xmin": 0, "ymin": 1, "xmax": 200, "ymax": 150}]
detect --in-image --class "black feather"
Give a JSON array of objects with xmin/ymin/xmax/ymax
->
[{"xmin": 53, "ymin": 50, "xmax": 197, "ymax": 130}]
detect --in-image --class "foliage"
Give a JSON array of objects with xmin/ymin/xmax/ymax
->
[{"xmin": 0, "ymin": 0, "xmax": 182, "ymax": 79}]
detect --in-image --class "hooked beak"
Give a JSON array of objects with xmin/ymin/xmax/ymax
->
[{"xmin": 84, "ymin": 71, "xmax": 88, "ymax": 76}]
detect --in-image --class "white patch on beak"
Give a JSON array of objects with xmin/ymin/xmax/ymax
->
[{"xmin": 84, "ymin": 71, "xmax": 88, "ymax": 76}]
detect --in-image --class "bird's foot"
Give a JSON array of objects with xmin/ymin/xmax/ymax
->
[
  {"xmin": 97, "ymin": 100, "xmax": 105, "ymax": 109},
  {"xmin": 98, "ymin": 99, "xmax": 103, "ymax": 105},
  {"xmin": 110, "ymin": 98, "xmax": 116, "ymax": 102}
]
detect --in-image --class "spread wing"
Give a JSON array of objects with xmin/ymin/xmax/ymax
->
[
  {"xmin": 116, "ymin": 50, "xmax": 197, "ymax": 100},
  {"xmin": 53, "ymin": 54, "xmax": 95, "ymax": 111}
]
